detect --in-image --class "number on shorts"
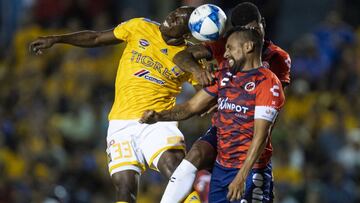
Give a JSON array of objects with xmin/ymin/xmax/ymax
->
[{"xmin": 113, "ymin": 141, "xmax": 133, "ymax": 160}]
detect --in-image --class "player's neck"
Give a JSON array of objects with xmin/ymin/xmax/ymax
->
[{"xmin": 241, "ymin": 58, "xmax": 262, "ymax": 72}]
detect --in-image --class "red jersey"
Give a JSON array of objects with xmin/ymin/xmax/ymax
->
[
  {"xmin": 203, "ymin": 37, "xmax": 227, "ymax": 65},
  {"xmin": 204, "ymin": 67, "xmax": 285, "ymax": 169},
  {"xmin": 204, "ymin": 39, "xmax": 291, "ymax": 85}
]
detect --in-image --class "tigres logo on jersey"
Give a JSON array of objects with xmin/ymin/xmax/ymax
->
[{"xmin": 108, "ymin": 18, "xmax": 197, "ymax": 120}]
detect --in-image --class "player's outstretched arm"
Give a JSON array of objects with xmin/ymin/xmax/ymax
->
[
  {"xmin": 227, "ymin": 119, "xmax": 272, "ymax": 201},
  {"xmin": 173, "ymin": 44, "xmax": 214, "ymax": 86},
  {"xmin": 29, "ymin": 29, "xmax": 122, "ymax": 55},
  {"xmin": 139, "ymin": 89, "xmax": 216, "ymax": 124}
]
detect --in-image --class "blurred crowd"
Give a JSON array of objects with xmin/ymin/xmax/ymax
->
[{"xmin": 1, "ymin": 0, "xmax": 360, "ymax": 203}]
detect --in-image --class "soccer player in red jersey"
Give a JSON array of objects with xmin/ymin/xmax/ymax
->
[
  {"xmin": 151, "ymin": 2, "xmax": 291, "ymax": 203},
  {"xmin": 140, "ymin": 25, "xmax": 285, "ymax": 202}
]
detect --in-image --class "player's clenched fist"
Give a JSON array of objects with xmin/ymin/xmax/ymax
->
[
  {"xmin": 29, "ymin": 36, "xmax": 57, "ymax": 55},
  {"xmin": 139, "ymin": 110, "xmax": 159, "ymax": 124}
]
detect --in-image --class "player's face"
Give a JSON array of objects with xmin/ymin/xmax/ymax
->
[
  {"xmin": 244, "ymin": 20, "xmax": 265, "ymax": 39},
  {"xmin": 224, "ymin": 33, "xmax": 246, "ymax": 69},
  {"xmin": 160, "ymin": 7, "xmax": 192, "ymax": 45}
]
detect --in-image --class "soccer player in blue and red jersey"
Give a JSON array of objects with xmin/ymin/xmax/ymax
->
[
  {"xmin": 150, "ymin": 2, "xmax": 291, "ymax": 203},
  {"xmin": 140, "ymin": 26, "xmax": 285, "ymax": 202}
]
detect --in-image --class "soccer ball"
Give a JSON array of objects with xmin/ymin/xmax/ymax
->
[{"xmin": 188, "ymin": 4, "xmax": 227, "ymax": 41}]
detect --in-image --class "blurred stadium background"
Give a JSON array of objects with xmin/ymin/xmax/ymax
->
[{"xmin": 1, "ymin": 0, "xmax": 360, "ymax": 202}]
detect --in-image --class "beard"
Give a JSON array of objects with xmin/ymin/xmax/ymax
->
[{"xmin": 230, "ymin": 58, "xmax": 245, "ymax": 73}]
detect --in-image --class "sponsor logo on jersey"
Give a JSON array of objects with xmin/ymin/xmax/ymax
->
[
  {"xmin": 131, "ymin": 50, "xmax": 177, "ymax": 80},
  {"xmin": 265, "ymin": 108, "xmax": 276, "ymax": 116},
  {"xmin": 270, "ymin": 85, "xmax": 280, "ymax": 97},
  {"xmin": 285, "ymin": 58, "xmax": 291, "ymax": 68},
  {"xmin": 244, "ymin": 82, "xmax": 256, "ymax": 91},
  {"xmin": 134, "ymin": 69, "xmax": 150, "ymax": 77},
  {"xmin": 218, "ymin": 97, "xmax": 249, "ymax": 114},
  {"xmin": 139, "ymin": 39, "xmax": 150, "ymax": 47},
  {"xmin": 134, "ymin": 69, "xmax": 165, "ymax": 85},
  {"xmin": 220, "ymin": 77, "xmax": 230, "ymax": 86}
]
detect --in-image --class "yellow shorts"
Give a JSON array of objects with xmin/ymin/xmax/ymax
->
[{"xmin": 106, "ymin": 120, "xmax": 185, "ymax": 175}]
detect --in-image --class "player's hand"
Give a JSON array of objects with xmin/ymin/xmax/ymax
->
[
  {"xmin": 193, "ymin": 68, "xmax": 214, "ymax": 87},
  {"xmin": 227, "ymin": 176, "xmax": 245, "ymax": 201},
  {"xmin": 29, "ymin": 36, "xmax": 57, "ymax": 55},
  {"xmin": 200, "ymin": 104, "xmax": 218, "ymax": 117},
  {"xmin": 139, "ymin": 110, "xmax": 159, "ymax": 124}
]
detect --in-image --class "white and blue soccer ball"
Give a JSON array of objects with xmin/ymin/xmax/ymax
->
[{"xmin": 188, "ymin": 4, "xmax": 227, "ymax": 41}]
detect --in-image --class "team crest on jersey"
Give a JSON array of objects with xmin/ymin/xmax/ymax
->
[
  {"xmin": 139, "ymin": 39, "xmax": 150, "ymax": 47},
  {"xmin": 134, "ymin": 69, "xmax": 165, "ymax": 85},
  {"xmin": 244, "ymin": 82, "xmax": 256, "ymax": 91}
]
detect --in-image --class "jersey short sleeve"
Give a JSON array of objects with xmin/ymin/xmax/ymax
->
[
  {"xmin": 113, "ymin": 18, "xmax": 141, "ymax": 41},
  {"xmin": 203, "ymin": 72, "xmax": 220, "ymax": 97},
  {"xmin": 255, "ymin": 73, "xmax": 285, "ymax": 122}
]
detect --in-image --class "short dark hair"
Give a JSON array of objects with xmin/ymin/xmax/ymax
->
[
  {"xmin": 179, "ymin": 6, "xmax": 196, "ymax": 32},
  {"xmin": 225, "ymin": 26, "xmax": 263, "ymax": 51},
  {"xmin": 230, "ymin": 2, "xmax": 261, "ymax": 26}
]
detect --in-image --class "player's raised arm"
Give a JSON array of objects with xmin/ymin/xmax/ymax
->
[
  {"xmin": 29, "ymin": 28, "xmax": 122, "ymax": 55},
  {"xmin": 139, "ymin": 89, "xmax": 216, "ymax": 124},
  {"xmin": 173, "ymin": 44, "xmax": 214, "ymax": 86}
]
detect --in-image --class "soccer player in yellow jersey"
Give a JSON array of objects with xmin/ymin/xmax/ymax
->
[{"xmin": 29, "ymin": 7, "xmax": 201, "ymax": 203}]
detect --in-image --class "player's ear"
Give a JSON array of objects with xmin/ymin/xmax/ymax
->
[
  {"xmin": 183, "ymin": 33, "xmax": 192, "ymax": 40},
  {"xmin": 244, "ymin": 41, "xmax": 254, "ymax": 53}
]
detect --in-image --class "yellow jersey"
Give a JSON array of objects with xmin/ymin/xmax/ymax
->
[{"xmin": 108, "ymin": 18, "xmax": 195, "ymax": 120}]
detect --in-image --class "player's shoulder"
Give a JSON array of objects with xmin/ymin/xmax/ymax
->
[
  {"xmin": 140, "ymin": 18, "xmax": 161, "ymax": 26},
  {"xmin": 122, "ymin": 18, "xmax": 160, "ymax": 29},
  {"xmin": 264, "ymin": 40, "xmax": 290, "ymax": 60},
  {"xmin": 258, "ymin": 67, "xmax": 281, "ymax": 83}
]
